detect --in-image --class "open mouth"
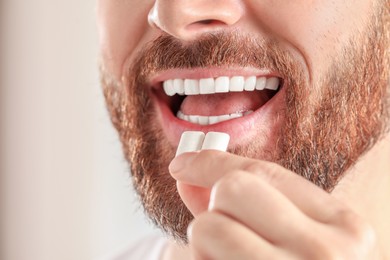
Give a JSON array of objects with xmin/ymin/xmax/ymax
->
[{"xmin": 152, "ymin": 75, "xmax": 282, "ymax": 126}]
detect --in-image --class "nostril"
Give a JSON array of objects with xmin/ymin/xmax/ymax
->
[
  {"xmin": 198, "ymin": 19, "xmax": 215, "ymax": 25},
  {"xmin": 187, "ymin": 19, "xmax": 226, "ymax": 32},
  {"xmin": 193, "ymin": 19, "xmax": 225, "ymax": 26}
]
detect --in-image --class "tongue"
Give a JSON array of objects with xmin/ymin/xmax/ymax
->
[{"xmin": 180, "ymin": 92, "xmax": 270, "ymax": 116}]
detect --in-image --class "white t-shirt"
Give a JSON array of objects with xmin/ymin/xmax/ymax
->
[{"xmin": 100, "ymin": 234, "xmax": 167, "ymax": 260}]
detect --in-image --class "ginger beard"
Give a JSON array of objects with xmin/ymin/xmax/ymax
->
[{"xmin": 101, "ymin": 6, "xmax": 389, "ymax": 242}]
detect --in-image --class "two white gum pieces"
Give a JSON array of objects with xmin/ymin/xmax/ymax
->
[{"xmin": 176, "ymin": 131, "xmax": 230, "ymax": 157}]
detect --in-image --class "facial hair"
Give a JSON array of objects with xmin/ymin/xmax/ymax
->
[{"xmin": 101, "ymin": 5, "xmax": 389, "ymax": 242}]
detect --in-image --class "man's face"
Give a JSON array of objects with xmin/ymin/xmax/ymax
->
[{"xmin": 98, "ymin": 0, "xmax": 389, "ymax": 241}]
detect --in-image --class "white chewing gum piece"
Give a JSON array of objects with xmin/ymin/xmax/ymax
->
[
  {"xmin": 201, "ymin": 132, "xmax": 230, "ymax": 152},
  {"xmin": 175, "ymin": 131, "xmax": 205, "ymax": 157}
]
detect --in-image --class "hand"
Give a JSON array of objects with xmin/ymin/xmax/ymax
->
[{"xmin": 169, "ymin": 150, "xmax": 380, "ymax": 259}]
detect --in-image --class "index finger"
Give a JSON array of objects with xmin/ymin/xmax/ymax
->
[
  {"xmin": 169, "ymin": 150, "xmax": 346, "ymax": 223},
  {"xmin": 169, "ymin": 150, "xmax": 284, "ymax": 187}
]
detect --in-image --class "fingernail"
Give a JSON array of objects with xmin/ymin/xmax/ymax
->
[{"xmin": 169, "ymin": 153, "xmax": 196, "ymax": 174}]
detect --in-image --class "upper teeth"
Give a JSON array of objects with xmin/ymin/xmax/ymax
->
[{"xmin": 163, "ymin": 76, "xmax": 280, "ymax": 96}]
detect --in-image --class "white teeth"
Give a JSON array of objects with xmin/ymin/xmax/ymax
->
[
  {"xmin": 163, "ymin": 80, "xmax": 175, "ymax": 96},
  {"xmin": 177, "ymin": 110, "xmax": 185, "ymax": 119},
  {"xmin": 188, "ymin": 115, "xmax": 198, "ymax": 124},
  {"xmin": 208, "ymin": 116, "xmax": 220, "ymax": 124},
  {"xmin": 217, "ymin": 114, "xmax": 230, "ymax": 122},
  {"xmin": 184, "ymin": 79, "xmax": 199, "ymax": 95},
  {"xmin": 265, "ymin": 77, "xmax": 280, "ymax": 90},
  {"xmin": 255, "ymin": 77, "xmax": 266, "ymax": 90},
  {"xmin": 163, "ymin": 76, "xmax": 280, "ymax": 96},
  {"xmin": 198, "ymin": 116, "xmax": 209, "ymax": 125},
  {"xmin": 173, "ymin": 79, "xmax": 184, "ymax": 95},
  {"xmin": 199, "ymin": 78, "xmax": 215, "ymax": 94},
  {"xmin": 244, "ymin": 110, "xmax": 253, "ymax": 116},
  {"xmin": 164, "ymin": 76, "xmax": 281, "ymax": 125},
  {"xmin": 229, "ymin": 76, "xmax": 245, "ymax": 92},
  {"xmin": 229, "ymin": 112, "xmax": 242, "ymax": 119},
  {"xmin": 215, "ymin": 76, "xmax": 230, "ymax": 93},
  {"xmin": 244, "ymin": 76, "xmax": 256, "ymax": 91},
  {"xmin": 177, "ymin": 110, "xmax": 253, "ymax": 125}
]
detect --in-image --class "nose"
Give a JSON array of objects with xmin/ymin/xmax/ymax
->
[{"xmin": 148, "ymin": 0, "xmax": 244, "ymax": 40}]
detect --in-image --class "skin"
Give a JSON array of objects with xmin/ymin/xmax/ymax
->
[{"xmin": 98, "ymin": 0, "xmax": 390, "ymax": 259}]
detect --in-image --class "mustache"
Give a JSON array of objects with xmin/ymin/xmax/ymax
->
[{"xmin": 131, "ymin": 32, "xmax": 303, "ymax": 84}]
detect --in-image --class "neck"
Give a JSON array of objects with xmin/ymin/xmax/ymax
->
[{"xmin": 332, "ymin": 132, "xmax": 390, "ymax": 258}]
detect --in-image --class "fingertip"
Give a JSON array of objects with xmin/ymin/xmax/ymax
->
[{"xmin": 169, "ymin": 151, "xmax": 198, "ymax": 175}]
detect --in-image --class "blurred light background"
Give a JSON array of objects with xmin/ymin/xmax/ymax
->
[{"xmin": 0, "ymin": 0, "xmax": 158, "ymax": 259}]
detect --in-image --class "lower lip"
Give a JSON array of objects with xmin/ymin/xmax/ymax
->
[{"xmin": 152, "ymin": 87, "xmax": 286, "ymax": 148}]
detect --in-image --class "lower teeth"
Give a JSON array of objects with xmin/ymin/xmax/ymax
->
[{"xmin": 177, "ymin": 110, "xmax": 253, "ymax": 125}]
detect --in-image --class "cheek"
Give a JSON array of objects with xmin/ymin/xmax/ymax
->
[
  {"xmin": 247, "ymin": 0, "xmax": 374, "ymax": 81},
  {"xmin": 97, "ymin": 0, "xmax": 153, "ymax": 79},
  {"xmin": 177, "ymin": 182, "xmax": 211, "ymax": 216}
]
